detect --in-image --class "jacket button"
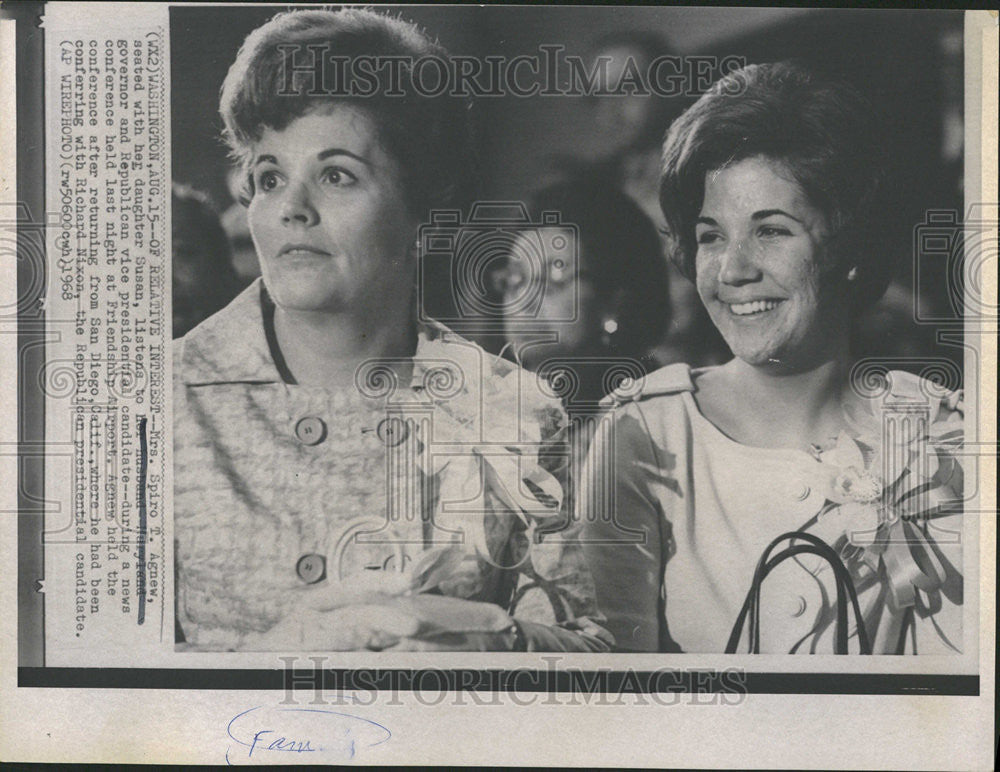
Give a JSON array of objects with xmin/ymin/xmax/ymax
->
[
  {"xmin": 296, "ymin": 553, "xmax": 326, "ymax": 584},
  {"xmin": 295, "ymin": 416, "xmax": 326, "ymax": 445},
  {"xmin": 377, "ymin": 417, "xmax": 409, "ymax": 446}
]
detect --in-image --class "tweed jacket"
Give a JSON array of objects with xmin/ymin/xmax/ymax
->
[{"xmin": 174, "ymin": 279, "xmax": 610, "ymax": 651}]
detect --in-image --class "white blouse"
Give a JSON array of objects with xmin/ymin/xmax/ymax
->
[{"xmin": 579, "ymin": 363, "xmax": 964, "ymax": 654}]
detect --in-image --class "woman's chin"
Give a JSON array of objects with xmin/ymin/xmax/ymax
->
[
  {"xmin": 273, "ymin": 291, "xmax": 348, "ymax": 314},
  {"xmin": 720, "ymin": 327, "xmax": 802, "ymax": 370},
  {"xmin": 727, "ymin": 343, "xmax": 792, "ymax": 370}
]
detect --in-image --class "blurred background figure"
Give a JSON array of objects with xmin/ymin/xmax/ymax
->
[
  {"xmin": 551, "ymin": 29, "xmax": 729, "ymax": 368},
  {"xmin": 172, "ymin": 184, "xmax": 244, "ymax": 338},
  {"xmin": 220, "ymin": 165, "xmax": 263, "ymax": 283},
  {"xmin": 851, "ymin": 279, "xmax": 943, "ymax": 362},
  {"xmin": 586, "ymin": 30, "xmax": 679, "ymax": 214},
  {"xmin": 497, "ymin": 179, "xmax": 671, "ymax": 410}
]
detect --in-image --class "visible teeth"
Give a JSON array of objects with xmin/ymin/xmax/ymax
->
[{"xmin": 729, "ymin": 300, "xmax": 780, "ymax": 316}]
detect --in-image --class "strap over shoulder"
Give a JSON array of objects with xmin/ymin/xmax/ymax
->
[{"xmin": 601, "ymin": 363, "xmax": 696, "ymax": 407}]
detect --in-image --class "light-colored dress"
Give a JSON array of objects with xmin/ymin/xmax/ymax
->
[
  {"xmin": 174, "ymin": 279, "xmax": 610, "ymax": 651},
  {"xmin": 579, "ymin": 364, "xmax": 964, "ymax": 654}
]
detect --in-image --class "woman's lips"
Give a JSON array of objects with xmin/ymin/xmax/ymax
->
[
  {"xmin": 277, "ymin": 244, "xmax": 331, "ymax": 258},
  {"xmin": 725, "ymin": 299, "xmax": 784, "ymax": 316}
]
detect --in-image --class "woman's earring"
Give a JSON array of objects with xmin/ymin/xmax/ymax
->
[{"xmin": 846, "ymin": 266, "xmax": 858, "ymax": 281}]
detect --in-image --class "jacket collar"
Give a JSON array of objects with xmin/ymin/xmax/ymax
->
[{"xmin": 177, "ymin": 278, "xmax": 485, "ymax": 387}]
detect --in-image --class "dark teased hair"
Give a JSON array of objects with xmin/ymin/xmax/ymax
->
[
  {"xmin": 219, "ymin": 7, "xmax": 474, "ymax": 219},
  {"xmin": 528, "ymin": 178, "xmax": 671, "ymax": 355},
  {"xmin": 659, "ymin": 61, "xmax": 891, "ymax": 309}
]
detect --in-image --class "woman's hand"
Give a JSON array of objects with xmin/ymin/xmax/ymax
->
[
  {"xmin": 244, "ymin": 602, "xmax": 422, "ymax": 651},
  {"xmin": 296, "ymin": 571, "xmax": 413, "ymax": 612},
  {"xmin": 245, "ymin": 587, "xmax": 516, "ymax": 651},
  {"xmin": 377, "ymin": 595, "xmax": 518, "ymax": 651},
  {"xmin": 381, "ymin": 629, "xmax": 517, "ymax": 652}
]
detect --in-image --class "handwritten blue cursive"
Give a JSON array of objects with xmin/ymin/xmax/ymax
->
[
  {"xmin": 248, "ymin": 729, "xmax": 316, "ymax": 757},
  {"xmin": 226, "ymin": 705, "xmax": 391, "ymax": 764}
]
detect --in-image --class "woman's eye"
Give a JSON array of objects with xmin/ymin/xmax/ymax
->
[
  {"xmin": 321, "ymin": 167, "xmax": 357, "ymax": 186},
  {"xmin": 758, "ymin": 225, "xmax": 791, "ymax": 238},
  {"xmin": 696, "ymin": 231, "xmax": 722, "ymax": 245},
  {"xmin": 256, "ymin": 170, "xmax": 280, "ymax": 192}
]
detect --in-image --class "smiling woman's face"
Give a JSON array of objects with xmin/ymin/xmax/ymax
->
[
  {"xmin": 694, "ymin": 155, "xmax": 848, "ymax": 369},
  {"xmin": 247, "ymin": 104, "xmax": 418, "ymax": 315}
]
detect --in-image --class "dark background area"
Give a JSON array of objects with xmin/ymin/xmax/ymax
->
[{"xmin": 170, "ymin": 6, "xmax": 965, "ymax": 374}]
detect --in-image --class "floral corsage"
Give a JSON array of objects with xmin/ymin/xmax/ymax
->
[
  {"xmin": 407, "ymin": 336, "xmax": 566, "ymax": 584},
  {"xmin": 810, "ymin": 371, "xmax": 964, "ymax": 615}
]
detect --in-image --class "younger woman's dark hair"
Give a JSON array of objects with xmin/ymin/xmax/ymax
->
[
  {"xmin": 219, "ymin": 7, "xmax": 474, "ymax": 219},
  {"xmin": 659, "ymin": 61, "xmax": 891, "ymax": 309}
]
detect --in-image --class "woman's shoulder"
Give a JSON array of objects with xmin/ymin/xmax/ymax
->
[
  {"xmin": 884, "ymin": 368, "xmax": 963, "ymax": 414},
  {"xmin": 173, "ymin": 279, "xmax": 274, "ymax": 386},
  {"xmin": 415, "ymin": 318, "xmax": 526, "ymax": 380},
  {"xmin": 414, "ymin": 319, "xmax": 566, "ymax": 436},
  {"xmin": 602, "ymin": 362, "xmax": 698, "ymax": 408},
  {"xmin": 851, "ymin": 368, "xmax": 964, "ymax": 430},
  {"xmin": 595, "ymin": 363, "xmax": 702, "ymax": 452}
]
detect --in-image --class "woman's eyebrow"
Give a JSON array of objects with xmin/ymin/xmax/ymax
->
[
  {"xmin": 251, "ymin": 149, "xmax": 372, "ymax": 167},
  {"xmin": 752, "ymin": 208, "xmax": 803, "ymax": 224},
  {"xmin": 317, "ymin": 148, "xmax": 372, "ymax": 166},
  {"xmin": 696, "ymin": 215, "xmax": 719, "ymax": 226}
]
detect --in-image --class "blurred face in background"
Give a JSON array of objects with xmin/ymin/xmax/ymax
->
[
  {"xmin": 223, "ymin": 165, "xmax": 262, "ymax": 282},
  {"xmin": 593, "ymin": 44, "xmax": 658, "ymax": 156},
  {"xmin": 172, "ymin": 190, "xmax": 240, "ymax": 339},
  {"xmin": 694, "ymin": 155, "xmax": 848, "ymax": 370},
  {"xmin": 499, "ymin": 230, "xmax": 604, "ymax": 371},
  {"xmin": 172, "ymin": 237, "xmax": 216, "ymax": 338}
]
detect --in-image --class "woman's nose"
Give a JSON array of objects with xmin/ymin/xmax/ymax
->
[
  {"xmin": 718, "ymin": 240, "xmax": 761, "ymax": 285},
  {"xmin": 280, "ymin": 182, "xmax": 319, "ymax": 227}
]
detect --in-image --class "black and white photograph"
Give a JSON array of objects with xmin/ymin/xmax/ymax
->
[
  {"xmin": 169, "ymin": 4, "xmax": 971, "ymax": 655},
  {"xmin": 2, "ymin": 2, "xmax": 996, "ymax": 767}
]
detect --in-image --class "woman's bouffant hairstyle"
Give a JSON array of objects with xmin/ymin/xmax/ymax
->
[
  {"xmin": 220, "ymin": 7, "xmax": 474, "ymax": 219},
  {"xmin": 528, "ymin": 179, "xmax": 671, "ymax": 355},
  {"xmin": 659, "ymin": 61, "xmax": 892, "ymax": 309}
]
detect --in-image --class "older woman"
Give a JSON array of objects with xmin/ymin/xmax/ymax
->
[
  {"xmin": 174, "ymin": 8, "xmax": 609, "ymax": 652},
  {"xmin": 581, "ymin": 62, "xmax": 964, "ymax": 654}
]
